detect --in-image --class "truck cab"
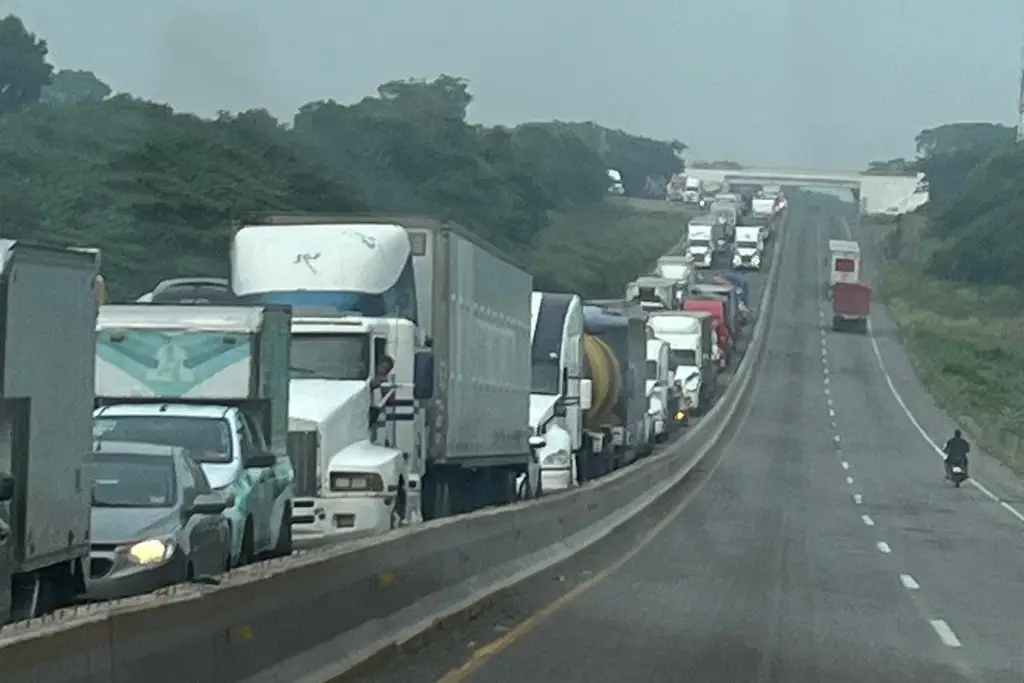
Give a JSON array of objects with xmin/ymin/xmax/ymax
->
[
  {"xmin": 732, "ymin": 226, "xmax": 764, "ymax": 270},
  {"xmin": 284, "ymin": 314, "xmax": 419, "ymax": 540},
  {"xmin": 686, "ymin": 221, "xmax": 716, "ymax": 269},
  {"xmin": 648, "ymin": 311, "xmax": 714, "ymax": 416},
  {"xmin": 644, "ymin": 339, "xmax": 673, "ymax": 442},
  {"xmin": 529, "ymin": 293, "xmax": 592, "ymax": 493}
]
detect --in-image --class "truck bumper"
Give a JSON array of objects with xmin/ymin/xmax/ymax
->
[
  {"xmin": 541, "ymin": 465, "xmax": 574, "ymax": 492},
  {"xmin": 291, "ymin": 495, "xmax": 393, "ymax": 543},
  {"xmin": 832, "ymin": 315, "xmax": 868, "ymax": 333}
]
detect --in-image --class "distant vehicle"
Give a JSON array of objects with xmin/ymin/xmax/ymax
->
[
  {"xmin": 83, "ymin": 441, "xmax": 233, "ymax": 601},
  {"xmin": 138, "ymin": 277, "xmax": 236, "ymax": 304},
  {"xmin": 607, "ymin": 169, "xmax": 626, "ymax": 196}
]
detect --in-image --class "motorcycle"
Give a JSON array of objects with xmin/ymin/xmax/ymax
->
[{"xmin": 949, "ymin": 464, "xmax": 968, "ymax": 488}]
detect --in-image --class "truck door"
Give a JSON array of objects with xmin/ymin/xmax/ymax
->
[{"xmin": 238, "ymin": 417, "xmax": 273, "ymax": 552}]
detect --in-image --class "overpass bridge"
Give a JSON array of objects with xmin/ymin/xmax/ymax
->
[{"xmin": 686, "ymin": 166, "xmax": 928, "ymax": 214}]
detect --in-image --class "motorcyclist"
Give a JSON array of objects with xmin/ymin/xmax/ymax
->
[{"xmin": 943, "ymin": 429, "xmax": 970, "ymax": 479}]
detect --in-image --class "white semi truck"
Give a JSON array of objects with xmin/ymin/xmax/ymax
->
[
  {"xmin": 231, "ymin": 214, "xmax": 540, "ymax": 523},
  {"xmin": 647, "ymin": 311, "xmax": 716, "ymax": 416},
  {"xmin": 529, "ymin": 292, "xmax": 592, "ymax": 492},
  {"xmin": 0, "ymin": 242, "xmax": 97, "ymax": 623}
]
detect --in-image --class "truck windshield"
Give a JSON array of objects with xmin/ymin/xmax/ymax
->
[
  {"xmin": 671, "ymin": 349, "xmax": 697, "ymax": 368},
  {"xmin": 646, "ymin": 360, "xmax": 658, "ymax": 380},
  {"xmin": 290, "ymin": 333, "xmax": 371, "ymax": 381},
  {"xmin": 91, "ymin": 453, "xmax": 178, "ymax": 508},
  {"xmin": 689, "ymin": 239, "xmax": 710, "ymax": 248},
  {"xmin": 531, "ymin": 359, "xmax": 560, "ymax": 395},
  {"xmin": 94, "ymin": 416, "xmax": 234, "ymax": 464},
  {"xmin": 736, "ymin": 240, "xmax": 759, "ymax": 249}
]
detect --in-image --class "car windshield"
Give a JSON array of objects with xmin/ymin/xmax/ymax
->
[
  {"xmin": 94, "ymin": 416, "xmax": 233, "ymax": 464},
  {"xmin": 290, "ymin": 333, "xmax": 370, "ymax": 380},
  {"xmin": 91, "ymin": 453, "xmax": 177, "ymax": 508}
]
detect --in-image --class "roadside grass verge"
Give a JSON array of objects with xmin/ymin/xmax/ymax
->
[
  {"xmin": 528, "ymin": 200, "xmax": 691, "ymax": 299},
  {"xmin": 877, "ymin": 218, "xmax": 1024, "ymax": 474}
]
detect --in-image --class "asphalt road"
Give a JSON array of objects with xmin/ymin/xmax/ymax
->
[{"xmin": 355, "ymin": 203, "xmax": 1024, "ymax": 683}]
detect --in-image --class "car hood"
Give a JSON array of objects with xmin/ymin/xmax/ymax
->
[{"xmin": 90, "ymin": 507, "xmax": 181, "ymax": 545}]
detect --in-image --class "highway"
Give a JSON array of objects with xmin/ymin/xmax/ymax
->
[{"xmin": 356, "ymin": 201, "xmax": 1024, "ymax": 683}]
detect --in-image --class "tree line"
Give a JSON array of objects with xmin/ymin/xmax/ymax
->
[
  {"xmin": 870, "ymin": 121, "xmax": 1021, "ymax": 286},
  {"xmin": 0, "ymin": 14, "xmax": 686, "ymax": 298}
]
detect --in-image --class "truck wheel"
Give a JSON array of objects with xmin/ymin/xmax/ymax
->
[{"xmin": 422, "ymin": 472, "xmax": 453, "ymax": 520}]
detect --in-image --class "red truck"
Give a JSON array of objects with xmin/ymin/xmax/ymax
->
[{"xmin": 832, "ymin": 282, "xmax": 870, "ymax": 333}]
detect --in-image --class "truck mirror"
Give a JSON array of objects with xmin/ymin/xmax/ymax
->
[
  {"xmin": 579, "ymin": 379, "xmax": 593, "ymax": 410},
  {"xmin": 552, "ymin": 400, "xmax": 567, "ymax": 418},
  {"xmin": 0, "ymin": 473, "xmax": 12, "ymax": 502},
  {"xmin": 414, "ymin": 351, "xmax": 434, "ymax": 400},
  {"xmin": 528, "ymin": 435, "xmax": 546, "ymax": 450}
]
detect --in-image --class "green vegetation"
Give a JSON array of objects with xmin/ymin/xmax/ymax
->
[
  {"xmin": 875, "ymin": 121, "xmax": 1024, "ymax": 473},
  {"xmin": 0, "ymin": 14, "xmax": 688, "ymax": 299}
]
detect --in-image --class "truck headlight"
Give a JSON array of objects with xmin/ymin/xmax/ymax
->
[
  {"xmin": 684, "ymin": 374, "xmax": 700, "ymax": 392},
  {"xmin": 330, "ymin": 472, "xmax": 385, "ymax": 492},
  {"xmin": 542, "ymin": 451, "xmax": 570, "ymax": 467},
  {"xmin": 123, "ymin": 538, "xmax": 174, "ymax": 565},
  {"xmin": 752, "ymin": 254, "xmax": 761, "ymax": 266},
  {"xmin": 732, "ymin": 255, "xmax": 742, "ymax": 266}
]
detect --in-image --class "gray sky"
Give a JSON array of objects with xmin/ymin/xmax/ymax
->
[{"xmin": 4, "ymin": 0, "xmax": 1022, "ymax": 168}]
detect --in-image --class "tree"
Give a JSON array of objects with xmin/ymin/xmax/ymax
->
[
  {"xmin": 0, "ymin": 15, "xmax": 53, "ymax": 114},
  {"xmin": 865, "ymin": 158, "xmax": 916, "ymax": 175},
  {"xmin": 914, "ymin": 123, "xmax": 1015, "ymax": 158},
  {"xmin": 40, "ymin": 69, "xmax": 111, "ymax": 104}
]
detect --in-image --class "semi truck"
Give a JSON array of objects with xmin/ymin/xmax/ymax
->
[
  {"xmin": 832, "ymin": 283, "xmax": 871, "ymax": 333},
  {"xmin": 827, "ymin": 239, "xmax": 860, "ymax": 299},
  {"xmin": 93, "ymin": 304, "xmax": 296, "ymax": 562},
  {"xmin": 625, "ymin": 275, "xmax": 679, "ymax": 311},
  {"xmin": 648, "ymin": 311, "xmax": 715, "ymax": 416},
  {"xmin": 0, "ymin": 242, "xmax": 98, "ymax": 623},
  {"xmin": 528, "ymin": 292, "xmax": 593, "ymax": 493},
  {"xmin": 230, "ymin": 213, "xmax": 539, "ymax": 522}
]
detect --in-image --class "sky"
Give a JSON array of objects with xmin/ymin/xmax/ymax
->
[{"xmin": 3, "ymin": 0, "xmax": 1023, "ymax": 169}]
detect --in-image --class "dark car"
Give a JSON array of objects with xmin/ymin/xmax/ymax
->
[
  {"xmin": 83, "ymin": 441, "xmax": 233, "ymax": 601},
  {"xmin": 141, "ymin": 277, "xmax": 237, "ymax": 304}
]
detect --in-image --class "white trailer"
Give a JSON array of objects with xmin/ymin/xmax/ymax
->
[{"xmin": 0, "ymin": 242, "xmax": 97, "ymax": 622}]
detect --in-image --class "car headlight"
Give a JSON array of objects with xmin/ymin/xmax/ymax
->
[
  {"xmin": 684, "ymin": 374, "xmax": 700, "ymax": 392},
  {"xmin": 123, "ymin": 538, "xmax": 175, "ymax": 565},
  {"xmin": 542, "ymin": 451, "xmax": 571, "ymax": 467},
  {"xmin": 330, "ymin": 471, "xmax": 385, "ymax": 492}
]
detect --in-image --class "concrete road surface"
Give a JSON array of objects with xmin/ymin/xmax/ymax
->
[{"xmin": 357, "ymin": 204, "xmax": 1023, "ymax": 682}]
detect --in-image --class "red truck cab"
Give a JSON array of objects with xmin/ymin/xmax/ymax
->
[
  {"xmin": 832, "ymin": 282, "xmax": 870, "ymax": 333},
  {"xmin": 683, "ymin": 298, "xmax": 730, "ymax": 363}
]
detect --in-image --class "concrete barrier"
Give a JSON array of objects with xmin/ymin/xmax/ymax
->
[{"xmin": 1, "ymin": 211, "xmax": 789, "ymax": 683}]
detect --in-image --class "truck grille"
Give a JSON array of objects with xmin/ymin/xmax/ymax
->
[{"xmin": 287, "ymin": 430, "xmax": 319, "ymax": 497}]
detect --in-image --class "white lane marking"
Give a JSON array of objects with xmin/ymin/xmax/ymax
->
[
  {"xmin": 877, "ymin": 541, "xmax": 891, "ymax": 554},
  {"xmin": 826, "ymin": 398, "xmax": 833, "ymax": 407},
  {"xmin": 853, "ymin": 493, "xmax": 862, "ymax": 504},
  {"xmin": 929, "ymin": 619, "xmax": 962, "ymax": 648},
  {"xmin": 824, "ymin": 388, "xmax": 830, "ymax": 395},
  {"xmin": 832, "ymin": 435, "xmax": 840, "ymax": 443},
  {"xmin": 829, "ymin": 420, "xmax": 836, "ymax": 428},
  {"xmin": 840, "ymin": 218, "xmax": 1024, "ymax": 524},
  {"xmin": 862, "ymin": 514, "xmax": 875, "ymax": 526},
  {"xmin": 841, "ymin": 461, "xmax": 849, "ymax": 470},
  {"xmin": 828, "ymin": 408, "xmax": 835, "ymax": 417},
  {"xmin": 899, "ymin": 573, "xmax": 919, "ymax": 590},
  {"xmin": 846, "ymin": 476, "xmax": 854, "ymax": 484}
]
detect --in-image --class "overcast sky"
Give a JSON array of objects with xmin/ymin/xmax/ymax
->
[{"xmin": 4, "ymin": 0, "xmax": 1022, "ymax": 168}]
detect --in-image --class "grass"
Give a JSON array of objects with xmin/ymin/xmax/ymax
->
[
  {"xmin": 876, "ymin": 216, "xmax": 1024, "ymax": 474},
  {"xmin": 527, "ymin": 199, "xmax": 692, "ymax": 299}
]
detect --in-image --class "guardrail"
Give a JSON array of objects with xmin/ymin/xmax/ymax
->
[{"xmin": 1, "ymin": 210, "xmax": 789, "ymax": 683}]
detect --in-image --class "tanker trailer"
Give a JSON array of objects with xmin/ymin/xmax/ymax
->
[
  {"xmin": 580, "ymin": 333, "xmax": 620, "ymax": 481},
  {"xmin": 582, "ymin": 306, "xmax": 648, "ymax": 476}
]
